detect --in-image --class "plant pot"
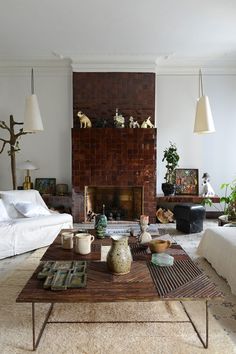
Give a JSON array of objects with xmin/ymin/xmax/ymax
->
[{"xmin": 162, "ymin": 183, "xmax": 175, "ymax": 196}]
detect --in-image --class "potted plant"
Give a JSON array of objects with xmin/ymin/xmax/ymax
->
[
  {"xmin": 203, "ymin": 179, "xmax": 236, "ymax": 224},
  {"xmin": 161, "ymin": 142, "xmax": 180, "ymax": 196}
]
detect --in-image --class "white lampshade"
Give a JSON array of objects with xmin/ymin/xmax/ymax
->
[
  {"xmin": 194, "ymin": 95, "xmax": 215, "ymax": 134},
  {"xmin": 17, "ymin": 160, "xmax": 38, "ymax": 171},
  {"xmin": 24, "ymin": 94, "xmax": 44, "ymax": 132}
]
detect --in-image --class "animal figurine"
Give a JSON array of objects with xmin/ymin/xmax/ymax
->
[
  {"xmin": 129, "ymin": 116, "xmax": 140, "ymax": 128},
  {"xmin": 201, "ymin": 173, "xmax": 215, "ymax": 197},
  {"xmin": 141, "ymin": 116, "xmax": 154, "ymax": 128},
  {"xmin": 77, "ymin": 111, "xmax": 92, "ymax": 128},
  {"xmin": 114, "ymin": 108, "xmax": 125, "ymax": 128}
]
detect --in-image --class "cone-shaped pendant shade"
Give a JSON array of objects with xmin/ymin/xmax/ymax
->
[
  {"xmin": 24, "ymin": 94, "xmax": 44, "ymax": 132},
  {"xmin": 23, "ymin": 68, "xmax": 44, "ymax": 132},
  {"xmin": 193, "ymin": 95, "xmax": 215, "ymax": 134}
]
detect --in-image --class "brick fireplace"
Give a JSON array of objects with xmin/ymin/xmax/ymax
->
[{"xmin": 72, "ymin": 72, "xmax": 157, "ymax": 222}]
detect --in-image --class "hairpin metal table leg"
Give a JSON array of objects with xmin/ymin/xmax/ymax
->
[
  {"xmin": 32, "ymin": 302, "xmax": 54, "ymax": 351},
  {"xmin": 180, "ymin": 300, "xmax": 208, "ymax": 349}
]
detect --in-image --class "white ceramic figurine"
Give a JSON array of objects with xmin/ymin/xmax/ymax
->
[
  {"xmin": 202, "ymin": 173, "xmax": 215, "ymax": 197},
  {"xmin": 77, "ymin": 111, "xmax": 92, "ymax": 128}
]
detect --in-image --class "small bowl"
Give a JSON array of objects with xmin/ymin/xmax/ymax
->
[{"xmin": 148, "ymin": 239, "xmax": 171, "ymax": 253}]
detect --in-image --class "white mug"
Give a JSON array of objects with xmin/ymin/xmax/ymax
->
[{"xmin": 75, "ymin": 233, "xmax": 95, "ymax": 255}]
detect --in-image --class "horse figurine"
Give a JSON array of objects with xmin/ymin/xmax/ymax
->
[
  {"xmin": 77, "ymin": 111, "xmax": 92, "ymax": 128},
  {"xmin": 141, "ymin": 116, "xmax": 154, "ymax": 128}
]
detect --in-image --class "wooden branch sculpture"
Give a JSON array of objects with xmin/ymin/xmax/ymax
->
[{"xmin": 0, "ymin": 115, "xmax": 28, "ymax": 190}]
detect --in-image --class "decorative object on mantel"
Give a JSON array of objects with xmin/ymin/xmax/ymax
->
[
  {"xmin": 17, "ymin": 160, "xmax": 38, "ymax": 190},
  {"xmin": 141, "ymin": 116, "xmax": 154, "ymax": 128},
  {"xmin": 77, "ymin": 111, "xmax": 92, "ymax": 128},
  {"xmin": 129, "ymin": 116, "xmax": 140, "ymax": 128},
  {"xmin": 106, "ymin": 235, "xmax": 132, "ymax": 275},
  {"xmin": 193, "ymin": 69, "xmax": 215, "ymax": 134},
  {"xmin": 113, "ymin": 108, "xmax": 125, "ymax": 128},
  {"xmin": 156, "ymin": 208, "xmax": 174, "ymax": 223},
  {"xmin": 138, "ymin": 215, "xmax": 152, "ymax": 244},
  {"xmin": 161, "ymin": 142, "xmax": 180, "ymax": 196},
  {"xmin": 201, "ymin": 172, "xmax": 215, "ymax": 197}
]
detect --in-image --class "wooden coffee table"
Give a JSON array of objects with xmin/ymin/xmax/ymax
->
[{"xmin": 16, "ymin": 232, "xmax": 222, "ymax": 351}]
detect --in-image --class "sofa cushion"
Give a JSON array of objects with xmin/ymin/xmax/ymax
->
[
  {"xmin": 0, "ymin": 190, "xmax": 48, "ymax": 218},
  {"xmin": 14, "ymin": 202, "xmax": 51, "ymax": 218},
  {"xmin": 0, "ymin": 200, "xmax": 10, "ymax": 221}
]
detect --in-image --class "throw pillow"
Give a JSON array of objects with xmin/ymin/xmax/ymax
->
[
  {"xmin": 0, "ymin": 199, "xmax": 10, "ymax": 221},
  {"xmin": 14, "ymin": 202, "xmax": 51, "ymax": 218}
]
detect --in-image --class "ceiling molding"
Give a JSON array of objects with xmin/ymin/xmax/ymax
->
[
  {"xmin": 71, "ymin": 54, "xmax": 158, "ymax": 72},
  {"xmin": 1, "ymin": 56, "xmax": 236, "ymax": 75},
  {"xmin": 0, "ymin": 59, "xmax": 72, "ymax": 76},
  {"xmin": 71, "ymin": 54, "xmax": 236, "ymax": 74}
]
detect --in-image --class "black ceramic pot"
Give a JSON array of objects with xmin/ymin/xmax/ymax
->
[{"xmin": 161, "ymin": 183, "xmax": 175, "ymax": 196}]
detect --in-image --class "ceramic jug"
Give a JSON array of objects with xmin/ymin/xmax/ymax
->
[{"xmin": 106, "ymin": 235, "xmax": 132, "ymax": 275}]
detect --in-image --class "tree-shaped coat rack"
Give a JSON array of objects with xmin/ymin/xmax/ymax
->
[{"xmin": 0, "ymin": 115, "xmax": 28, "ymax": 189}]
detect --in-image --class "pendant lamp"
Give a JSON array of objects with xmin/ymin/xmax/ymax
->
[
  {"xmin": 24, "ymin": 68, "xmax": 44, "ymax": 132},
  {"xmin": 193, "ymin": 69, "xmax": 215, "ymax": 134}
]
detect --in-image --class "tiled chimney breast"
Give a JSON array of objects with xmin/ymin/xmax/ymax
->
[{"xmin": 72, "ymin": 72, "xmax": 156, "ymax": 222}]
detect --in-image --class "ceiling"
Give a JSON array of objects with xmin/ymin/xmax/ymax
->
[{"xmin": 1, "ymin": 0, "xmax": 236, "ymax": 67}]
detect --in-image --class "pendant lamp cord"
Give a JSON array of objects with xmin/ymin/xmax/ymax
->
[
  {"xmin": 31, "ymin": 68, "xmax": 34, "ymax": 95},
  {"xmin": 199, "ymin": 69, "xmax": 204, "ymax": 97}
]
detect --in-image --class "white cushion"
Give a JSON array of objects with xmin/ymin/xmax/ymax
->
[
  {"xmin": 14, "ymin": 202, "xmax": 51, "ymax": 218},
  {"xmin": 0, "ymin": 190, "xmax": 47, "ymax": 218},
  {"xmin": 0, "ymin": 200, "xmax": 10, "ymax": 221}
]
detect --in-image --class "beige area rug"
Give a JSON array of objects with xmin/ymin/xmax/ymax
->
[{"xmin": 0, "ymin": 246, "xmax": 236, "ymax": 354}]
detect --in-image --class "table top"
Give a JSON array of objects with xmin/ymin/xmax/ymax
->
[
  {"xmin": 17, "ymin": 233, "xmax": 222, "ymax": 304},
  {"xmin": 40, "ymin": 229, "xmax": 138, "ymax": 262}
]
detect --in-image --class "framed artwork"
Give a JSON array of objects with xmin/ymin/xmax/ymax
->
[
  {"xmin": 175, "ymin": 169, "xmax": 199, "ymax": 195},
  {"xmin": 35, "ymin": 178, "xmax": 56, "ymax": 195}
]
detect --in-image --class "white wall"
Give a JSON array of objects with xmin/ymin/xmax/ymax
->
[
  {"xmin": 156, "ymin": 71, "xmax": 236, "ymax": 197},
  {"xmin": 0, "ymin": 64, "xmax": 72, "ymax": 190},
  {"xmin": 0, "ymin": 64, "xmax": 235, "ymax": 198}
]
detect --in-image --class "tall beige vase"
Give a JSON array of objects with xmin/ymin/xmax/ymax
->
[{"xmin": 106, "ymin": 235, "xmax": 132, "ymax": 275}]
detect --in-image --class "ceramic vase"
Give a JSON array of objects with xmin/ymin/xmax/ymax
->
[
  {"xmin": 106, "ymin": 235, "xmax": 132, "ymax": 275},
  {"xmin": 95, "ymin": 214, "xmax": 107, "ymax": 239}
]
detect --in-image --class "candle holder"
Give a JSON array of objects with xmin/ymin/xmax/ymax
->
[{"xmin": 139, "ymin": 215, "xmax": 152, "ymax": 244}]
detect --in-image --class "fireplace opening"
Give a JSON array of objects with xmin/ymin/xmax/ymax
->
[{"xmin": 85, "ymin": 186, "xmax": 143, "ymax": 221}]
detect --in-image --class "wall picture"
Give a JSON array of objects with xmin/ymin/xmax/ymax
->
[
  {"xmin": 35, "ymin": 178, "xmax": 56, "ymax": 195},
  {"xmin": 175, "ymin": 169, "xmax": 199, "ymax": 195}
]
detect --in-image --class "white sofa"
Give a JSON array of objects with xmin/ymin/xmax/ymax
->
[
  {"xmin": 0, "ymin": 190, "xmax": 73, "ymax": 259},
  {"xmin": 197, "ymin": 227, "xmax": 236, "ymax": 295}
]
